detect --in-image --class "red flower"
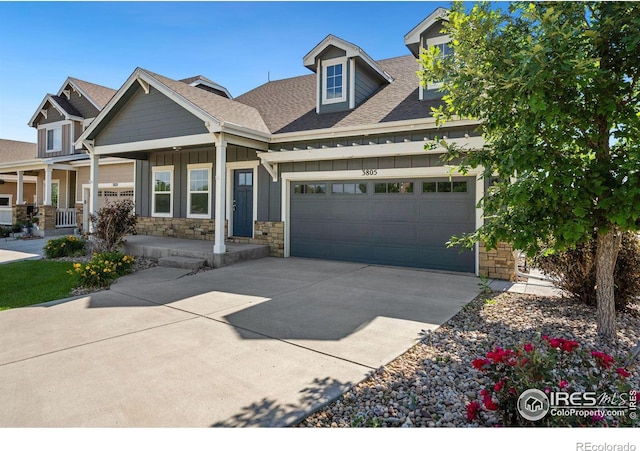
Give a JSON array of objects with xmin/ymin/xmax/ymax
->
[
  {"xmin": 466, "ymin": 401, "xmax": 481, "ymax": 421},
  {"xmin": 523, "ymin": 343, "xmax": 534, "ymax": 353},
  {"xmin": 616, "ymin": 367, "xmax": 631, "ymax": 378},
  {"xmin": 561, "ymin": 340, "xmax": 579, "ymax": 353},
  {"xmin": 494, "ymin": 380, "xmax": 504, "ymax": 392},
  {"xmin": 559, "ymin": 380, "xmax": 568, "ymax": 389},
  {"xmin": 483, "ymin": 397, "xmax": 499, "ymax": 411},
  {"xmin": 480, "ymin": 389, "xmax": 489, "ymax": 397},
  {"xmin": 549, "ymin": 338, "xmax": 562, "ymax": 348},
  {"xmin": 472, "ymin": 358, "xmax": 490, "ymax": 370},
  {"xmin": 591, "ymin": 351, "xmax": 615, "ymax": 369}
]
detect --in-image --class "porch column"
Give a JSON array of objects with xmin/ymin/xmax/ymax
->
[
  {"xmin": 89, "ymin": 152, "xmax": 100, "ymax": 231},
  {"xmin": 16, "ymin": 171, "xmax": 24, "ymax": 205},
  {"xmin": 44, "ymin": 165, "xmax": 53, "ymax": 205},
  {"xmin": 213, "ymin": 137, "xmax": 227, "ymax": 254}
]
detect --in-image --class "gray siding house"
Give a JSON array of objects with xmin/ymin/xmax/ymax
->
[{"xmin": 77, "ymin": 9, "xmax": 512, "ymax": 279}]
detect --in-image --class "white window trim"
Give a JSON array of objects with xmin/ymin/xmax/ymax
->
[
  {"xmin": 151, "ymin": 165, "xmax": 173, "ymax": 218},
  {"xmin": 50, "ymin": 179, "xmax": 60, "ymax": 208},
  {"xmin": 187, "ymin": 163, "xmax": 213, "ymax": 219},
  {"xmin": 225, "ymin": 160, "xmax": 259, "ymax": 239},
  {"xmin": 0, "ymin": 194, "xmax": 12, "ymax": 207},
  {"xmin": 280, "ymin": 166, "xmax": 484, "ymax": 275},
  {"xmin": 321, "ymin": 57, "xmax": 347, "ymax": 105},
  {"xmin": 38, "ymin": 120, "xmax": 73, "ymax": 153},
  {"xmin": 46, "ymin": 127, "xmax": 62, "ymax": 153},
  {"xmin": 423, "ymin": 35, "xmax": 452, "ymax": 92}
]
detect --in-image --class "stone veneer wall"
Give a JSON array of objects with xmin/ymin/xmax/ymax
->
[
  {"xmin": 478, "ymin": 242, "xmax": 516, "ymax": 281},
  {"xmin": 76, "ymin": 203, "xmax": 84, "ymax": 232},
  {"xmin": 135, "ymin": 217, "xmax": 284, "ymax": 257},
  {"xmin": 136, "ymin": 216, "xmax": 226, "ymax": 241},
  {"xmin": 39, "ymin": 205, "xmax": 57, "ymax": 231}
]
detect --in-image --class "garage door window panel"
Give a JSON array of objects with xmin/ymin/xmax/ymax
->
[{"xmin": 375, "ymin": 182, "xmax": 414, "ymax": 194}]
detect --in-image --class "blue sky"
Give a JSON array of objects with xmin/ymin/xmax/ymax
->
[{"xmin": 0, "ymin": 1, "xmax": 450, "ymax": 143}]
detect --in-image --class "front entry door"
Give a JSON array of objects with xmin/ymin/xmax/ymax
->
[{"xmin": 233, "ymin": 169, "xmax": 253, "ymax": 237}]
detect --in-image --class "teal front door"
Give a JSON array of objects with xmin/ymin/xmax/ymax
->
[{"xmin": 233, "ymin": 169, "xmax": 253, "ymax": 237}]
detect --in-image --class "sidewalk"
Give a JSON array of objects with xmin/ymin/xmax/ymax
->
[{"xmin": 489, "ymin": 276, "xmax": 563, "ymax": 297}]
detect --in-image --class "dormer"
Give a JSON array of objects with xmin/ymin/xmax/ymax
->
[
  {"xmin": 303, "ymin": 35, "xmax": 393, "ymax": 114},
  {"xmin": 179, "ymin": 75, "xmax": 233, "ymax": 99},
  {"xmin": 28, "ymin": 94, "xmax": 84, "ymax": 158},
  {"xmin": 404, "ymin": 7, "xmax": 450, "ymax": 100}
]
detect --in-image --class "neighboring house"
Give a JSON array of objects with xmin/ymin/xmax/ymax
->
[
  {"xmin": 76, "ymin": 8, "xmax": 514, "ymax": 279},
  {"xmin": 0, "ymin": 139, "xmax": 38, "ymax": 226},
  {"xmin": 0, "ymin": 77, "xmax": 136, "ymax": 234}
]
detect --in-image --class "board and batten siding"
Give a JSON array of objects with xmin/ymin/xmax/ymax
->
[
  {"xmin": 37, "ymin": 123, "xmax": 73, "ymax": 158},
  {"xmin": 135, "ymin": 145, "xmax": 260, "ymax": 218},
  {"xmin": 95, "ymin": 85, "xmax": 209, "ymax": 147}
]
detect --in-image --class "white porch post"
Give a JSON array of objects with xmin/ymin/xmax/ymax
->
[
  {"xmin": 214, "ymin": 136, "xmax": 227, "ymax": 254},
  {"xmin": 89, "ymin": 152, "xmax": 100, "ymax": 231},
  {"xmin": 16, "ymin": 171, "xmax": 24, "ymax": 205},
  {"xmin": 44, "ymin": 165, "xmax": 53, "ymax": 205}
]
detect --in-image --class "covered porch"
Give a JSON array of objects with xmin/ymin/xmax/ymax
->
[{"xmin": 0, "ymin": 158, "xmax": 81, "ymax": 234}]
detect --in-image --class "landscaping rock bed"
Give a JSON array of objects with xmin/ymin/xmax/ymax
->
[{"xmin": 294, "ymin": 291, "xmax": 640, "ymax": 428}]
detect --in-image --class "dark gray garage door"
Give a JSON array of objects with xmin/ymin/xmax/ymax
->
[{"xmin": 290, "ymin": 177, "xmax": 476, "ymax": 272}]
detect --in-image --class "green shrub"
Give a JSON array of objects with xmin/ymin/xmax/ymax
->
[
  {"xmin": 535, "ymin": 232, "xmax": 640, "ymax": 311},
  {"xmin": 69, "ymin": 252, "xmax": 135, "ymax": 289},
  {"xmin": 44, "ymin": 235, "xmax": 86, "ymax": 259},
  {"xmin": 90, "ymin": 199, "xmax": 137, "ymax": 252}
]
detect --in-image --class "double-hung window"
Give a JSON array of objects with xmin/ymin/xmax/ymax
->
[
  {"xmin": 46, "ymin": 127, "xmax": 62, "ymax": 152},
  {"xmin": 152, "ymin": 166, "xmax": 173, "ymax": 217},
  {"xmin": 187, "ymin": 163, "xmax": 212, "ymax": 218},
  {"xmin": 322, "ymin": 57, "xmax": 346, "ymax": 104}
]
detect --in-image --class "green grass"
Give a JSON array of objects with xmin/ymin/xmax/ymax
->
[{"xmin": 0, "ymin": 260, "xmax": 79, "ymax": 310}]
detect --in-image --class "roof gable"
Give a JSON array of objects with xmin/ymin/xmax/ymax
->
[
  {"xmin": 28, "ymin": 94, "xmax": 84, "ymax": 127},
  {"xmin": 59, "ymin": 77, "xmax": 117, "ymax": 110},
  {"xmin": 404, "ymin": 7, "xmax": 448, "ymax": 57},
  {"xmin": 79, "ymin": 67, "xmax": 269, "ymax": 146},
  {"xmin": 179, "ymin": 75, "xmax": 233, "ymax": 99},
  {"xmin": 303, "ymin": 34, "xmax": 393, "ymax": 84}
]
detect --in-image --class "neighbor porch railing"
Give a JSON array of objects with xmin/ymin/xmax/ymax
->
[
  {"xmin": 56, "ymin": 208, "xmax": 76, "ymax": 228},
  {"xmin": 0, "ymin": 206, "xmax": 11, "ymax": 225}
]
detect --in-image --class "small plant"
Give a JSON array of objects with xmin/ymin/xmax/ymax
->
[
  {"xmin": 467, "ymin": 336, "xmax": 636, "ymax": 427},
  {"xmin": 69, "ymin": 252, "xmax": 135, "ymax": 289},
  {"xmin": 89, "ymin": 199, "xmax": 137, "ymax": 253},
  {"xmin": 478, "ymin": 275, "xmax": 492, "ymax": 295},
  {"xmin": 44, "ymin": 235, "xmax": 86, "ymax": 259}
]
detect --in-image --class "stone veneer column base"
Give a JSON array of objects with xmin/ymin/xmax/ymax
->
[
  {"xmin": 478, "ymin": 242, "xmax": 516, "ymax": 281},
  {"xmin": 39, "ymin": 205, "xmax": 57, "ymax": 231}
]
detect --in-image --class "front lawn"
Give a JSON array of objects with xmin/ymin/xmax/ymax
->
[{"xmin": 0, "ymin": 260, "xmax": 79, "ymax": 310}]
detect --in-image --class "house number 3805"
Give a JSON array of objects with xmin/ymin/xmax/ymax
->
[{"xmin": 362, "ymin": 169, "xmax": 378, "ymax": 176}]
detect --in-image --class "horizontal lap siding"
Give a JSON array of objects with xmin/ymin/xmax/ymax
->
[{"xmin": 95, "ymin": 85, "xmax": 209, "ymax": 146}]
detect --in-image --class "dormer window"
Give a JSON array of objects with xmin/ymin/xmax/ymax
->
[
  {"xmin": 322, "ymin": 58, "xmax": 346, "ymax": 104},
  {"xmin": 46, "ymin": 127, "xmax": 62, "ymax": 152}
]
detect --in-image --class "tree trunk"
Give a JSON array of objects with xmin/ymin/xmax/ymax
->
[{"xmin": 595, "ymin": 228, "xmax": 622, "ymax": 339}]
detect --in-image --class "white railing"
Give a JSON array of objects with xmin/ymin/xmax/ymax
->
[
  {"xmin": 56, "ymin": 208, "xmax": 76, "ymax": 228},
  {"xmin": 0, "ymin": 206, "xmax": 11, "ymax": 225}
]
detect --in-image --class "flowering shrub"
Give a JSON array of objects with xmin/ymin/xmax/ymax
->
[
  {"xmin": 89, "ymin": 199, "xmax": 137, "ymax": 253},
  {"xmin": 69, "ymin": 252, "xmax": 135, "ymax": 288},
  {"xmin": 44, "ymin": 235, "xmax": 86, "ymax": 259},
  {"xmin": 467, "ymin": 336, "xmax": 636, "ymax": 427}
]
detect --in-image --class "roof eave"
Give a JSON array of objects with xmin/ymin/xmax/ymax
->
[{"xmin": 404, "ymin": 7, "xmax": 448, "ymax": 48}]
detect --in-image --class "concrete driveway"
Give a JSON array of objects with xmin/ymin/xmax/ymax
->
[
  {"xmin": 0, "ymin": 237, "xmax": 46, "ymax": 264},
  {"xmin": 0, "ymin": 257, "xmax": 480, "ymax": 427}
]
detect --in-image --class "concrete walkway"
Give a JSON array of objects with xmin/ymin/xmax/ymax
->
[{"xmin": 0, "ymin": 257, "xmax": 480, "ymax": 427}]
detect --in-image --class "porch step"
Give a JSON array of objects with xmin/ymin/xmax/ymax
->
[{"xmin": 158, "ymin": 256, "xmax": 207, "ymax": 270}]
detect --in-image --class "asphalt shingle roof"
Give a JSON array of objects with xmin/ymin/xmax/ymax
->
[
  {"xmin": 68, "ymin": 77, "xmax": 117, "ymax": 110},
  {"xmin": 235, "ymin": 54, "xmax": 442, "ymax": 134},
  {"xmin": 0, "ymin": 139, "xmax": 37, "ymax": 162},
  {"xmin": 142, "ymin": 69, "xmax": 270, "ymax": 134},
  {"xmin": 50, "ymin": 95, "xmax": 82, "ymax": 118}
]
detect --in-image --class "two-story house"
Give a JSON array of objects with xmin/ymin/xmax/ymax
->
[
  {"xmin": 0, "ymin": 77, "xmax": 137, "ymax": 234},
  {"xmin": 75, "ymin": 9, "xmax": 514, "ymax": 279}
]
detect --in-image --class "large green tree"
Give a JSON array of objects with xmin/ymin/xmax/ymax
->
[{"xmin": 419, "ymin": 1, "xmax": 640, "ymax": 338}]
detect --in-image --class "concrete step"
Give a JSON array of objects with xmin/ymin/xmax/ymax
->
[
  {"xmin": 213, "ymin": 244, "xmax": 270, "ymax": 268},
  {"xmin": 158, "ymin": 256, "xmax": 207, "ymax": 270}
]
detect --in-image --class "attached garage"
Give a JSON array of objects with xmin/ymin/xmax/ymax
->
[
  {"xmin": 290, "ymin": 177, "xmax": 476, "ymax": 273},
  {"xmin": 97, "ymin": 187, "xmax": 134, "ymax": 209}
]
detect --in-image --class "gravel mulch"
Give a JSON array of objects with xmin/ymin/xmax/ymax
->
[{"xmin": 294, "ymin": 291, "xmax": 640, "ymax": 428}]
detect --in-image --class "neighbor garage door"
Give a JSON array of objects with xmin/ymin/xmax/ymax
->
[
  {"xmin": 98, "ymin": 188, "xmax": 134, "ymax": 209},
  {"xmin": 290, "ymin": 177, "xmax": 476, "ymax": 272}
]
